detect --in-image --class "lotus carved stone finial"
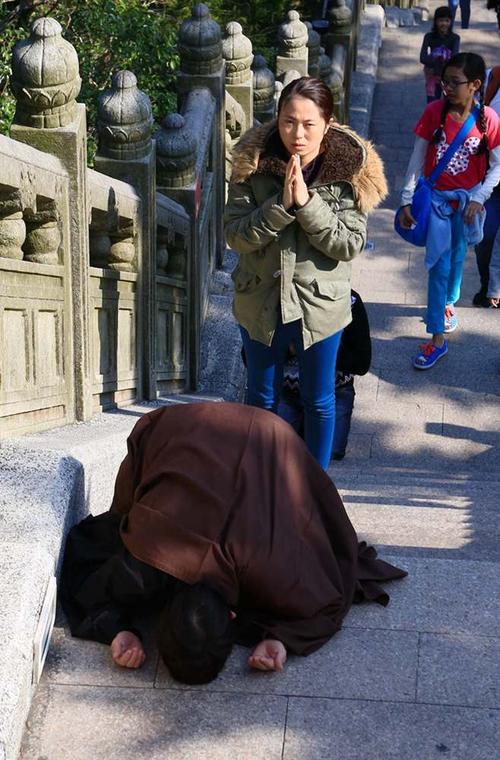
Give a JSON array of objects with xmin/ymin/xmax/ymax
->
[
  {"xmin": 97, "ymin": 71, "xmax": 154, "ymax": 160},
  {"xmin": 11, "ymin": 17, "xmax": 81, "ymax": 128},
  {"xmin": 178, "ymin": 4, "xmax": 223, "ymax": 75}
]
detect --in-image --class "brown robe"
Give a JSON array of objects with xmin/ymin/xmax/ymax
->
[{"xmin": 111, "ymin": 402, "xmax": 406, "ymax": 655}]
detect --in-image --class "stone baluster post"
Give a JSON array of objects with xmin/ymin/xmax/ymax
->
[
  {"xmin": 276, "ymin": 10, "xmax": 309, "ymax": 80},
  {"xmin": 10, "ymin": 17, "xmax": 91, "ymax": 421},
  {"xmin": 319, "ymin": 47, "xmax": 345, "ymax": 123},
  {"xmin": 305, "ymin": 22, "xmax": 321, "ymax": 78},
  {"xmin": 94, "ymin": 70, "xmax": 156, "ymax": 399},
  {"xmin": 0, "ymin": 189, "xmax": 25, "ymax": 260},
  {"xmin": 155, "ymin": 114, "xmax": 198, "ymax": 387},
  {"xmin": 177, "ymin": 4, "xmax": 225, "ymax": 268},
  {"xmin": 222, "ymin": 22, "xmax": 253, "ymax": 132},
  {"xmin": 252, "ymin": 55, "xmax": 276, "ymax": 123},
  {"xmin": 274, "ymin": 81, "xmax": 284, "ymax": 116},
  {"xmin": 326, "ymin": 0, "xmax": 353, "ymax": 117}
]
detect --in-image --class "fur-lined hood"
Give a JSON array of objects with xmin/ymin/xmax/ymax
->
[{"xmin": 230, "ymin": 120, "xmax": 388, "ymax": 214}]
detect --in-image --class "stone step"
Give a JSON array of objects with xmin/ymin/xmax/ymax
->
[
  {"xmin": 0, "ymin": 544, "xmax": 55, "ymax": 760},
  {"xmin": 19, "ymin": 552, "xmax": 499, "ymax": 759},
  {"xmin": 339, "ymin": 479, "xmax": 500, "ymax": 562}
]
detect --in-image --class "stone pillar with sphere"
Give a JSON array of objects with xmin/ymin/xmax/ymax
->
[
  {"xmin": 177, "ymin": 4, "xmax": 225, "ymax": 268},
  {"xmin": 252, "ymin": 55, "xmax": 276, "ymax": 123},
  {"xmin": 223, "ymin": 22, "xmax": 253, "ymax": 135},
  {"xmin": 94, "ymin": 70, "xmax": 157, "ymax": 399},
  {"xmin": 276, "ymin": 11, "xmax": 309, "ymax": 81},
  {"xmin": 10, "ymin": 17, "xmax": 92, "ymax": 421}
]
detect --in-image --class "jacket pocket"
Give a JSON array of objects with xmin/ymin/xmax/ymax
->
[
  {"xmin": 311, "ymin": 279, "xmax": 350, "ymax": 301},
  {"xmin": 232, "ymin": 267, "xmax": 261, "ymax": 293}
]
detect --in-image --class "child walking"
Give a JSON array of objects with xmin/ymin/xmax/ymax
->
[
  {"xmin": 420, "ymin": 7, "xmax": 460, "ymax": 103},
  {"xmin": 399, "ymin": 53, "xmax": 500, "ymax": 369}
]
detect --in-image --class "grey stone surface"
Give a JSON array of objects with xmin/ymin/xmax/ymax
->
[
  {"xmin": 198, "ymin": 249, "xmax": 246, "ymax": 402},
  {"xmin": 345, "ymin": 557, "xmax": 500, "ymax": 636},
  {"xmin": 0, "ymin": 447, "xmax": 83, "ymax": 561},
  {"xmin": 42, "ymin": 625, "xmax": 159, "ymax": 689},
  {"xmin": 418, "ymin": 632, "xmax": 500, "ymax": 709},
  {"xmin": 0, "ymin": 545, "xmax": 54, "ymax": 760},
  {"xmin": 349, "ymin": 5, "xmax": 384, "ymax": 138},
  {"xmin": 341, "ymin": 480, "xmax": 500, "ymax": 560},
  {"xmin": 20, "ymin": 687, "xmax": 287, "ymax": 760},
  {"xmin": 284, "ymin": 699, "xmax": 500, "ymax": 760},
  {"xmin": 156, "ymin": 628, "xmax": 418, "ymax": 703}
]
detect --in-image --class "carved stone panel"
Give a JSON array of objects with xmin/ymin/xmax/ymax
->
[
  {"xmin": 0, "ymin": 260, "xmax": 71, "ymax": 436},
  {"xmin": 156, "ymin": 278, "xmax": 188, "ymax": 385},
  {"xmin": 89, "ymin": 269, "xmax": 139, "ymax": 411},
  {"xmin": 35, "ymin": 310, "xmax": 62, "ymax": 386},
  {"xmin": 1, "ymin": 308, "xmax": 30, "ymax": 393}
]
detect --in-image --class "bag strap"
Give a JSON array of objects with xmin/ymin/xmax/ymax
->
[{"xmin": 428, "ymin": 104, "xmax": 480, "ymax": 186}]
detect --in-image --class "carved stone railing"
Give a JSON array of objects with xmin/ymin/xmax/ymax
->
[
  {"xmin": 87, "ymin": 170, "xmax": 142, "ymax": 412},
  {"xmin": 0, "ymin": 135, "xmax": 73, "ymax": 435},
  {"xmin": 1, "ymin": 1, "xmax": 366, "ymax": 437}
]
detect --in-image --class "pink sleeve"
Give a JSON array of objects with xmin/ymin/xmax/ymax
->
[
  {"xmin": 485, "ymin": 106, "xmax": 500, "ymax": 149},
  {"xmin": 414, "ymin": 101, "xmax": 441, "ymax": 141}
]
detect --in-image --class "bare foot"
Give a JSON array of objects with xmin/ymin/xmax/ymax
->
[{"xmin": 110, "ymin": 631, "xmax": 146, "ymax": 669}]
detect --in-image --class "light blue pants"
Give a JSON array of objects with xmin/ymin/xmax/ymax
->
[
  {"xmin": 426, "ymin": 209, "xmax": 467, "ymax": 335},
  {"xmin": 240, "ymin": 320, "xmax": 342, "ymax": 470}
]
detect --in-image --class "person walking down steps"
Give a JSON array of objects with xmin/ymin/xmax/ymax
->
[
  {"xmin": 420, "ymin": 6, "xmax": 460, "ymax": 103},
  {"xmin": 448, "ymin": 0, "xmax": 471, "ymax": 30},
  {"xmin": 398, "ymin": 53, "xmax": 500, "ymax": 369}
]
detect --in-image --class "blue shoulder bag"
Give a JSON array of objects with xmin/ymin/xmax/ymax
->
[{"xmin": 394, "ymin": 105, "xmax": 479, "ymax": 247}]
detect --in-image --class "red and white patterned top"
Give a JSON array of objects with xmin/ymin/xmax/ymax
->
[{"xmin": 414, "ymin": 99, "xmax": 500, "ymax": 191}]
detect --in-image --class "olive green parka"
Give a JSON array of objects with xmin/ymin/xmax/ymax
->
[{"xmin": 224, "ymin": 121, "xmax": 387, "ymax": 348}]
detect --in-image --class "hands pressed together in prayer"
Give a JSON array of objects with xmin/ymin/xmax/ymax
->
[{"xmin": 283, "ymin": 154, "xmax": 310, "ymax": 211}]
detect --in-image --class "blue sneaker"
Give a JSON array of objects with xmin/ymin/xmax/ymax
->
[
  {"xmin": 413, "ymin": 340, "xmax": 448, "ymax": 370},
  {"xmin": 444, "ymin": 305, "xmax": 458, "ymax": 333}
]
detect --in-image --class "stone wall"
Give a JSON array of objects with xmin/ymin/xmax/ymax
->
[{"xmin": 0, "ymin": 3, "xmax": 361, "ymax": 439}]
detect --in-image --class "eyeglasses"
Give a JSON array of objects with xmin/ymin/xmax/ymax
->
[{"xmin": 441, "ymin": 79, "xmax": 469, "ymax": 90}]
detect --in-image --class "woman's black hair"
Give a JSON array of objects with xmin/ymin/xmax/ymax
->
[
  {"xmin": 277, "ymin": 76, "xmax": 334, "ymax": 123},
  {"xmin": 432, "ymin": 5, "xmax": 454, "ymax": 35},
  {"xmin": 157, "ymin": 582, "xmax": 234, "ymax": 685},
  {"xmin": 432, "ymin": 52, "xmax": 488, "ymax": 154}
]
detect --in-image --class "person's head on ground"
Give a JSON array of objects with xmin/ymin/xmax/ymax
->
[
  {"xmin": 157, "ymin": 582, "xmax": 234, "ymax": 684},
  {"xmin": 277, "ymin": 76, "xmax": 333, "ymax": 166},
  {"xmin": 435, "ymin": 53, "xmax": 488, "ymax": 151},
  {"xmin": 432, "ymin": 6, "xmax": 453, "ymax": 36}
]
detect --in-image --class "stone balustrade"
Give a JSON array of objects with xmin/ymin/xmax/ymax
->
[{"xmin": 1, "ymin": 0, "xmax": 363, "ymax": 438}]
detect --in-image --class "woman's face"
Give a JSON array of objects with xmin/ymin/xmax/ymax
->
[
  {"xmin": 436, "ymin": 16, "xmax": 451, "ymax": 35},
  {"xmin": 278, "ymin": 96, "xmax": 329, "ymax": 166}
]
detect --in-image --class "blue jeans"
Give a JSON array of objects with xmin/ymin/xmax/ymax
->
[
  {"xmin": 240, "ymin": 320, "xmax": 342, "ymax": 469},
  {"xmin": 475, "ymin": 192, "xmax": 500, "ymax": 294},
  {"xmin": 426, "ymin": 209, "xmax": 467, "ymax": 334},
  {"xmin": 448, "ymin": 0, "xmax": 470, "ymax": 28},
  {"xmin": 278, "ymin": 382, "xmax": 355, "ymax": 459}
]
